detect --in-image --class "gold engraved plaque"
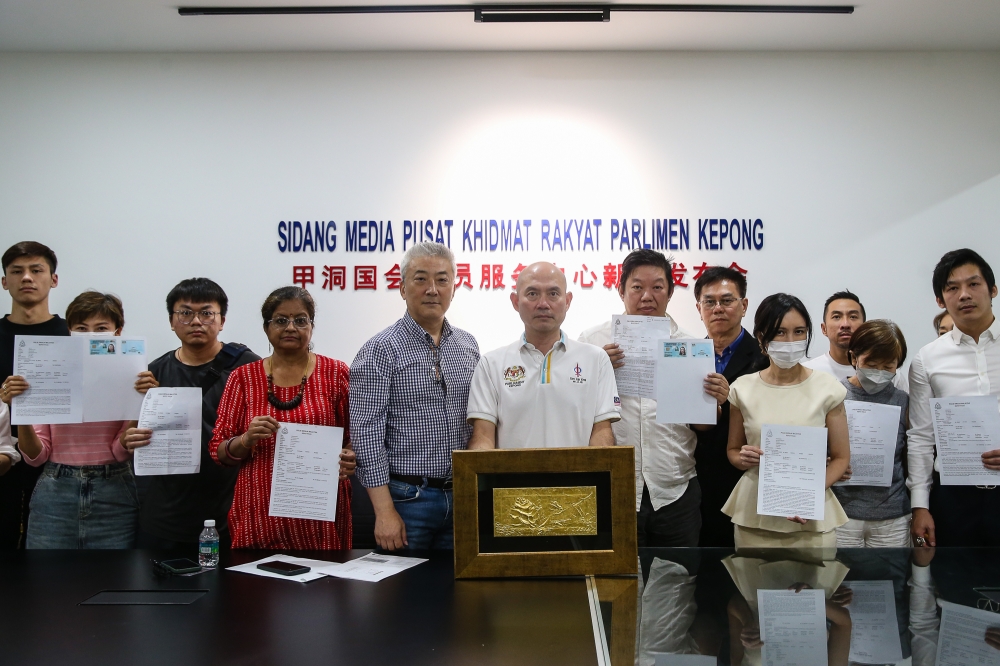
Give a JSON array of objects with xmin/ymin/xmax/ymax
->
[{"xmin": 493, "ymin": 486, "xmax": 598, "ymax": 537}]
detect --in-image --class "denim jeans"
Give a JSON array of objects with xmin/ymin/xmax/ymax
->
[
  {"xmin": 26, "ymin": 462, "xmax": 139, "ymax": 549},
  {"xmin": 387, "ymin": 479, "xmax": 453, "ymax": 550}
]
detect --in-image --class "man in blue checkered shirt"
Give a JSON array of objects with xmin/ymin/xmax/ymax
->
[{"xmin": 350, "ymin": 242, "xmax": 479, "ymax": 551}]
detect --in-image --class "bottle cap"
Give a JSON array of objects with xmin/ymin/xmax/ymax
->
[{"xmin": 204, "ymin": 519, "xmax": 216, "ymax": 527}]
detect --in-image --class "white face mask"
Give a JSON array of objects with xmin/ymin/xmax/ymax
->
[
  {"xmin": 767, "ymin": 340, "xmax": 808, "ymax": 369},
  {"xmin": 855, "ymin": 367, "xmax": 895, "ymax": 394}
]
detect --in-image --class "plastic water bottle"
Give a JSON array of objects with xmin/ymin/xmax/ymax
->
[{"xmin": 198, "ymin": 519, "xmax": 220, "ymax": 568}]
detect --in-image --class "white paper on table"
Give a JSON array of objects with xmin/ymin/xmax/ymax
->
[
  {"xmin": 842, "ymin": 580, "xmax": 903, "ymax": 664},
  {"xmin": 652, "ymin": 653, "xmax": 715, "ymax": 666},
  {"xmin": 268, "ymin": 423, "xmax": 344, "ymax": 522},
  {"xmin": 931, "ymin": 395, "xmax": 1000, "ymax": 486},
  {"xmin": 316, "ymin": 552, "xmax": 427, "ymax": 582},
  {"xmin": 654, "ymin": 338, "xmax": 716, "ymax": 425},
  {"xmin": 835, "ymin": 401, "xmax": 901, "ymax": 488},
  {"xmin": 757, "ymin": 424, "xmax": 827, "ymax": 521},
  {"xmin": 935, "ymin": 600, "xmax": 1000, "ymax": 666},
  {"xmin": 11, "ymin": 336, "xmax": 84, "ymax": 425},
  {"xmin": 226, "ymin": 554, "xmax": 331, "ymax": 583},
  {"xmin": 134, "ymin": 387, "xmax": 202, "ymax": 476},
  {"xmin": 611, "ymin": 314, "xmax": 675, "ymax": 399},
  {"xmin": 82, "ymin": 337, "xmax": 146, "ymax": 422},
  {"xmin": 757, "ymin": 589, "xmax": 827, "ymax": 666}
]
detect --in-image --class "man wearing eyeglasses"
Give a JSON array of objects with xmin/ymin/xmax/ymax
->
[
  {"xmin": 351, "ymin": 242, "xmax": 479, "ymax": 552},
  {"xmin": 692, "ymin": 266, "xmax": 767, "ymax": 547},
  {"xmin": 123, "ymin": 277, "xmax": 259, "ymax": 549},
  {"xmin": 578, "ymin": 249, "xmax": 728, "ymax": 548}
]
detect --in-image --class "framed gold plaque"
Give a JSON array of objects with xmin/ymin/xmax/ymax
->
[{"xmin": 453, "ymin": 447, "xmax": 637, "ymax": 579}]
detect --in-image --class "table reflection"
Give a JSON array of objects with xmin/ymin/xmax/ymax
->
[{"xmin": 602, "ymin": 548, "xmax": 1000, "ymax": 666}]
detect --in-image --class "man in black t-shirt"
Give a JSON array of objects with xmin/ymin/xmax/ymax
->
[
  {"xmin": 121, "ymin": 278, "xmax": 258, "ymax": 548},
  {"xmin": 0, "ymin": 242, "xmax": 69, "ymax": 549}
]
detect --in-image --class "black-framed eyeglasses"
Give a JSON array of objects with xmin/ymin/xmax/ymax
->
[
  {"xmin": 268, "ymin": 316, "xmax": 313, "ymax": 329},
  {"xmin": 699, "ymin": 297, "xmax": 740, "ymax": 310},
  {"xmin": 428, "ymin": 344, "xmax": 445, "ymax": 387},
  {"xmin": 173, "ymin": 309, "xmax": 219, "ymax": 325}
]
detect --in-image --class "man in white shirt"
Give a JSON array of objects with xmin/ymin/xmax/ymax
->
[
  {"xmin": 908, "ymin": 248, "xmax": 1000, "ymax": 547},
  {"xmin": 804, "ymin": 289, "xmax": 909, "ymax": 392},
  {"xmin": 579, "ymin": 249, "xmax": 729, "ymax": 547},
  {"xmin": 468, "ymin": 262, "xmax": 619, "ymax": 450}
]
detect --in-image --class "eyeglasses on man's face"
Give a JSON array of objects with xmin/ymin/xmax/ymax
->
[
  {"xmin": 173, "ymin": 310, "xmax": 219, "ymax": 325},
  {"xmin": 268, "ymin": 316, "xmax": 313, "ymax": 329},
  {"xmin": 699, "ymin": 297, "xmax": 740, "ymax": 310}
]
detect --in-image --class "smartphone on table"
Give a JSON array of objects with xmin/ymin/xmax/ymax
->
[{"xmin": 257, "ymin": 561, "xmax": 311, "ymax": 576}]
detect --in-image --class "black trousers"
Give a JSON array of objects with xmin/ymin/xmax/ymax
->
[
  {"xmin": 636, "ymin": 477, "xmax": 702, "ymax": 547},
  {"xmin": 930, "ymin": 482, "xmax": 1000, "ymax": 547}
]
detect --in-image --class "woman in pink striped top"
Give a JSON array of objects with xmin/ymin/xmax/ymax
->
[{"xmin": 16, "ymin": 292, "xmax": 154, "ymax": 549}]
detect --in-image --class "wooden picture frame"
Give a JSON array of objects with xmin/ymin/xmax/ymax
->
[{"xmin": 453, "ymin": 447, "xmax": 637, "ymax": 579}]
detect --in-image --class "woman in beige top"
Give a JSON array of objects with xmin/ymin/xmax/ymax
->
[{"xmin": 722, "ymin": 293, "xmax": 851, "ymax": 548}]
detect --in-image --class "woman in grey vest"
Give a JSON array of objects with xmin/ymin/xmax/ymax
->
[{"xmin": 834, "ymin": 320, "xmax": 911, "ymax": 547}]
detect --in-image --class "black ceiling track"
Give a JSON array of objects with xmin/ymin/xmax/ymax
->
[{"xmin": 178, "ymin": 4, "xmax": 855, "ymax": 17}]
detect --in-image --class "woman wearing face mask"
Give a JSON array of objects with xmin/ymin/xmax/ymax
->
[
  {"xmin": 722, "ymin": 293, "xmax": 851, "ymax": 548},
  {"xmin": 17, "ymin": 292, "xmax": 154, "ymax": 548},
  {"xmin": 832, "ymin": 320, "xmax": 911, "ymax": 547}
]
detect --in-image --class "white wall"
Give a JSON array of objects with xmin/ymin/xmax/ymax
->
[{"xmin": 1, "ymin": 51, "xmax": 999, "ymax": 367}]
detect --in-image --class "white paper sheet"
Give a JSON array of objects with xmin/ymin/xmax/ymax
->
[
  {"xmin": 652, "ymin": 655, "xmax": 715, "ymax": 666},
  {"xmin": 226, "ymin": 554, "xmax": 331, "ymax": 583},
  {"xmin": 317, "ymin": 552, "xmax": 428, "ymax": 582},
  {"xmin": 842, "ymin": 580, "xmax": 903, "ymax": 664},
  {"xmin": 134, "ymin": 387, "xmax": 202, "ymax": 475},
  {"xmin": 654, "ymin": 338, "xmax": 717, "ymax": 425},
  {"xmin": 757, "ymin": 588, "xmax": 827, "ymax": 666},
  {"xmin": 931, "ymin": 396, "xmax": 1000, "ymax": 486},
  {"xmin": 11, "ymin": 336, "xmax": 83, "ymax": 425},
  {"xmin": 81, "ymin": 337, "xmax": 146, "ymax": 422},
  {"xmin": 611, "ymin": 315, "xmax": 675, "ymax": 399},
  {"xmin": 757, "ymin": 424, "xmax": 827, "ymax": 521},
  {"xmin": 268, "ymin": 423, "xmax": 344, "ymax": 522},
  {"xmin": 935, "ymin": 600, "xmax": 1000, "ymax": 666},
  {"xmin": 835, "ymin": 401, "xmax": 901, "ymax": 488}
]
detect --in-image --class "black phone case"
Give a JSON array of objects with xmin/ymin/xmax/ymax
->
[{"xmin": 257, "ymin": 563, "xmax": 310, "ymax": 576}]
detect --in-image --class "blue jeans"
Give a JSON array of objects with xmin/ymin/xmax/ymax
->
[
  {"xmin": 387, "ymin": 479, "xmax": 453, "ymax": 550},
  {"xmin": 26, "ymin": 462, "xmax": 139, "ymax": 549}
]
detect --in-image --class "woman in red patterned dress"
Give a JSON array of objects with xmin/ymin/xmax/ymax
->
[{"xmin": 209, "ymin": 286, "xmax": 355, "ymax": 549}]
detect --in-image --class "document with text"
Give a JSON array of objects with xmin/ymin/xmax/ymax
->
[
  {"xmin": 318, "ymin": 552, "xmax": 427, "ymax": 582},
  {"xmin": 757, "ymin": 589, "xmax": 827, "ymax": 666},
  {"xmin": 269, "ymin": 423, "xmax": 343, "ymax": 522},
  {"xmin": 836, "ymin": 401, "xmax": 901, "ymax": 488},
  {"xmin": 936, "ymin": 600, "xmax": 1000, "ymax": 666},
  {"xmin": 757, "ymin": 424, "xmax": 827, "ymax": 521},
  {"xmin": 655, "ymin": 339, "xmax": 717, "ymax": 425},
  {"xmin": 134, "ymin": 387, "xmax": 202, "ymax": 476},
  {"xmin": 82, "ymin": 337, "xmax": 146, "ymax": 422},
  {"xmin": 11, "ymin": 336, "xmax": 83, "ymax": 425},
  {"xmin": 611, "ymin": 314, "xmax": 675, "ymax": 400},
  {"xmin": 931, "ymin": 395, "xmax": 1000, "ymax": 486},
  {"xmin": 842, "ymin": 580, "xmax": 903, "ymax": 665}
]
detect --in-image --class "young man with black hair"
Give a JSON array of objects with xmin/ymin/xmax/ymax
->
[
  {"xmin": 692, "ymin": 266, "xmax": 767, "ymax": 547},
  {"xmin": 908, "ymin": 248, "xmax": 1000, "ymax": 547},
  {"xmin": 0, "ymin": 241, "xmax": 68, "ymax": 549},
  {"xmin": 122, "ymin": 278, "xmax": 259, "ymax": 549},
  {"xmin": 805, "ymin": 289, "xmax": 908, "ymax": 392},
  {"xmin": 579, "ymin": 249, "xmax": 729, "ymax": 547}
]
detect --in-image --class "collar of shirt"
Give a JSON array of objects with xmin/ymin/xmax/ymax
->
[
  {"xmin": 714, "ymin": 328, "xmax": 745, "ymax": 373},
  {"xmin": 948, "ymin": 315, "xmax": 1000, "ymax": 346},
  {"xmin": 402, "ymin": 311, "xmax": 452, "ymax": 347},
  {"xmin": 520, "ymin": 330, "xmax": 566, "ymax": 352}
]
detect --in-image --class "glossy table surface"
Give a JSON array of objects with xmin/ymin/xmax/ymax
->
[{"xmin": 3, "ymin": 547, "xmax": 1000, "ymax": 666}]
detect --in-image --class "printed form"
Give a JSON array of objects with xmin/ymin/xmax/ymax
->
[
  {"xmin": 134, "ymin": 387, "xmax": 202, "ymax": 476},
  {"xmin": 269, "ymin": 423, "xmax": 343, "ymax": 522},
  {"xmin": 757, "ymin": 424, "xmax": 827, "ymax": 521}
]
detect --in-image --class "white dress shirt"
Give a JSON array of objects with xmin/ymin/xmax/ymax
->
[
  {"xmin": 906, "ymin": 316, "xmax": 1000, "ymax": 509},
  {"xmin": 579, "ymin": 316, "xmax": 699, "ymax": 512}
]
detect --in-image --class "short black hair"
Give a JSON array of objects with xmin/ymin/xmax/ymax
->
[
  {"xmin": 618, "ymin": 249, "xmax": 674, "ymax": 297},
  {"xmin": 694, "ymin": 266, "xmax": 747, "ymax": 301},
  {"xmin": 823, "ymin": 290, "xmax": 866, "ymax": 321},
  {"xmin": 754, "ymin": 293, "xmax": 813, "ymax": 350},
  {"xmin": 261, "ymin": 286, "xmax": 315, "ymax": 332},
  {"xmin": 2, "ymin": 241, "xmax": 57, "ymax": 274},
  {"xmin": 932, "ymin": 248, "xmax": 996, "ymax": 301},
  {"xmin": 166, "ymin": 278, "xmax": 229, "ymax": 317}
]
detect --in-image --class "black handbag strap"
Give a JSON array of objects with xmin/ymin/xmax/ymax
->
[{"xmin": 199, "ymin": 342, "xmax": 249, "ymax": 392}]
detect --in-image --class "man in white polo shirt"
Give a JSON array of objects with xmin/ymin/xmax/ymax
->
[{"xmin": 467, "ymin": 262, "xmax": 619, "ymax": 449}]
